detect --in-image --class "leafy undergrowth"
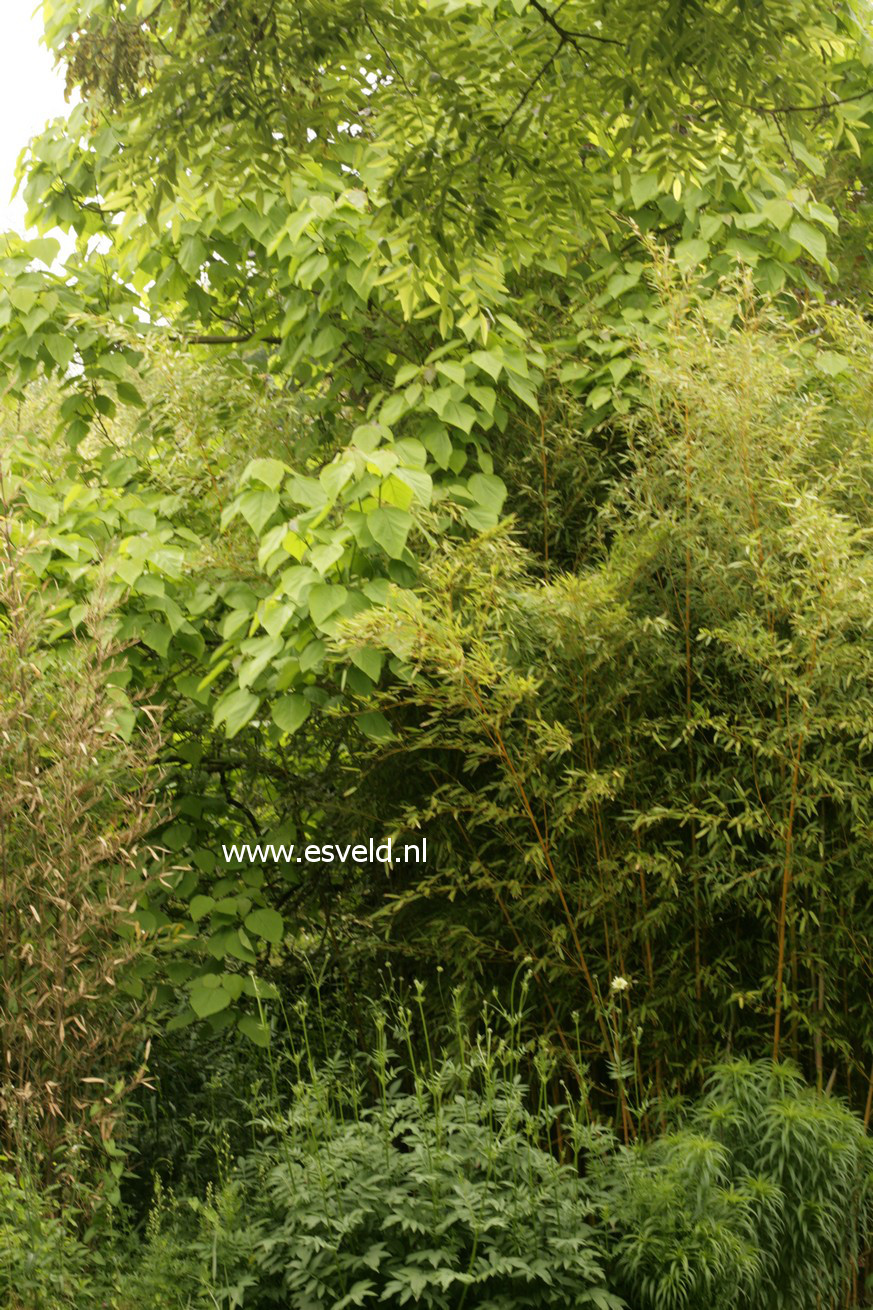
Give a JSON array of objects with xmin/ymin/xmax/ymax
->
[{"xmin": 3, "ymin": 1047, "xmax": 869, "ymax": 1310}]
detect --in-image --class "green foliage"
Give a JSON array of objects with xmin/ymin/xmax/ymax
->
[
  {"xmin": 3, "ymin": 0, "xmax": 869, "ymax": 754},
  {"xmin": 0, "ymin": 352, "xmax": 354, "ymax": 1041},
  {"xmin": 607, "ymin": 1060, "xmax": 872, "ymax": 1309},
  {"xmin": 2, "ymin": 989, "xmax": 870, "ymax": 1310},
  {"xmin": 104, "ymin": 995, "xmax": 623, "ymax": 1309},
  {"xmin": 0, "ymin": 1164, "xmax": 95, "ymax": 1309},
  {"xmin": 114, "ymin": 997, "xmax": 873, "ymax": 1310},
  {"xmin": 117, "ymin": 987, "xmax": 619, "ymax": 1309},
  {"xmin": 107, "ymin": 1180, "xmax": 207, "ymax": 1310},
  {"xmin": 336, "ymin": 288, "xmax": 873, "ymax": 1107},
  {"xmin": 0, "ymin": 3, "xmax": 870, "ymax": 1077},
  {"xmin": 26, "ymin": 1021, "xmax": 870, "ymax": 1310},
  {"xmin": 185, "ymin": 1093, "xmax": 618, "ymax": 1309},
  {"xmin": 608, "ymin": 1132, "xmax": 765, "ymax": 1308},
  {"xmin": 2, "ymin": 9, "xmax": 873, "ymax": 1302}
]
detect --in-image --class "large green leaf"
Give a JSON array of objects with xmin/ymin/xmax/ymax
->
[
  {"xmin": 271, "ymin": 694, "xmax": 310, "ymax": 734},
  {"xmin": 244, "ymin": 908, "xmax": 284, "ymax": 944},
  {"xmin": 369, "ymin": 507, "xmax": 412, "ymax": 559},
  {"xmin": 190, "ymin": 982, "xmax": 232, "ymax": 1018},
  {"xmin": 214, "ymin": 687, "xmax": 260, "ymax": 738}
]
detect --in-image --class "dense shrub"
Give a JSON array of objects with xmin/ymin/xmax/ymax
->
[
  {"xmin": 2, "ymin": 1015, "xmax": 870, "ymax": 1310},
  {"xmin": 0, "ymin": 1165, "xmax": 94, "ymax": 1309},
  {"xmin": 607, "ymin": 1060, "xmax": 872, "ymax": 1309},
  {"xmin": 165, "ymin": 1026, "xmax": 621, "ymax": 1310},
  {"xmin": 124, "ymin": 1038, "xmax": 870, "ymax": 1310}
]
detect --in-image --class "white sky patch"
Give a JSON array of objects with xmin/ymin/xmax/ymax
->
[{"xmin": 0, "ymin": 3, "xmax": 71, "ymax": 235}]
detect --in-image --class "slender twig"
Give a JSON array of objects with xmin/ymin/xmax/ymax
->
[{"xmin": 499, "ymin": 39, "xmax": 563, "ymax": 131}]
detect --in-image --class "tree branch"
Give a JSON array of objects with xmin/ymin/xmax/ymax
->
[
  {"xmin": 527, "ymin": 0, "xmax": 624, "ymax": 50},
  {"xmin": 178, "ymin": 332, "xmax": 282, "ymax": 346},
  {"xmin": 758, "ymin": 87, "xmax": 872, "ymax": 116}
]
